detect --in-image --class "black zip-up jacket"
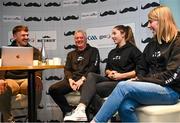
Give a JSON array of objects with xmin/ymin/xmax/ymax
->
[
  {"xmin": 64, "ymin": 44, "xmax": 100, "ymax": 81},
  {"xmin": 106, "ymin": 42, "xmax": 146, "ymax": 77},
  {"xmin": 138, "ymin": 32, "xmax": 180, "ymax": 92},
  {"xmin": 0, "ymin": 41, "xmax": 42, "ymax": 79}
]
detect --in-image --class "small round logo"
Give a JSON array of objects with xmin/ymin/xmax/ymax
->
[{"xmin": 16, "ymin": 55, "xmax": 20, "ymax": 59}]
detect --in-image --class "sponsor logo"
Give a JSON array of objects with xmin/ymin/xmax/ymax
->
[
  {"xmin": 87, "ymin": 35, "xmax": 98, "ymax": 40},
  {"xmin": 99, "ymin": 34, "xmax": 111, "ymax": 40}
]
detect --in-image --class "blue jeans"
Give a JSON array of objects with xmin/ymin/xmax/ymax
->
[{"xmin": 94, "ymin": 81, "xmax": 180, "ymax": 122}]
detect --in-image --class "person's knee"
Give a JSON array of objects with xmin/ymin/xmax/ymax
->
[
  {"xmin": 19, "ymin": 80, "xmax": 28, "ymax": 95},
  {"xmin": 6, "ymin": 79, "xmax": 20, "ymax": 95},
  {"xmin": 87, "ymin": 72, "xmax": 96, "ymax": 78},
  {"xmin": 119, "ymin": 103, "xmax": 135, "ymax": 114}
]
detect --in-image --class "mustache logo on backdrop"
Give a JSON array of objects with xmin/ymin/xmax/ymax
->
[
  {"xmin": 100, "ymin": 58, "xmax": 108, "ymax": 63},
  {"xmin": 141, "ymin": 2, "xmax": 160, "ymax": 10},
  {"xmin": 24, "ymin": 17, "xmax": 42, "ymax": 22},
  {"xmin": 64, "ymin": 31, "xmax": 75, "ymax": 36},
  {"xmin": 141, "ymin": 21, "xmax": 148, "ymax": 27},
  {"xmin": 141, "ymin": 37, "xmax": 152, "ymax": 43},
  {"xmin": 100, "ymin": 10, "xmax": 117, "ymax": 17},
  {"xmin": 64, "ymin": 45, "xmax": 76, "ymax": 50},
  {"xmin": 24, "ymin": 2, "xmax": 41, "ymax": 7},
  {"xmin": 63, "ymin": 15, "xmax": 79, "ymax": 21},
  {"xmin": 42, "ymin": 36, "xmax": 50, "ymax": 38},
  {"xmin": 44, "ymin": 2, "xmax": 61, "ymax": 7},
  {"xmin": 100, "ymin": 0, "xmax": 108, "ymax": 2},
  {"xmin": 81, "ymin": 0, "xmax": 98, "ymax": 4},
  {"xmin": 119, "ymin": 6, "xmax": 138, "ymax": 14},
  {"xmin": 45, "ymin": 76, "xmax": 62, "ymax": 80},
  {"xmin": 44, "ymin": 16, "xmax": 61, "ymax": 21},
  {"xmin": 3, "ymin": 2, "xmax": 21, "ymax": 7}
]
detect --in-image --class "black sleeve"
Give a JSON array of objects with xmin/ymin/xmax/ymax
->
[
  {"xmin": 33, "ymin": 47, "xmax": 42, "ymax": 77},
  {"xmin": 105, "ymin": 51, "xmax": 111, "ymax": 71},
  {"xmin": 131, "ymin": 47, "xmax": 147, "ymax": 76},
  {"xmin": 64, "ymin": 52, "xmax": 73, "ymax": 80},
  {"xmin": 33, "ymin": 47, "xmax": 41, "ymax": 60},
  {"xmin": 139, "ymin": 38, "xmax": 180, "ymax": 85},
  {"xmin": 84, "ymin": 48, "xmax": 100, "ymax": 76}
]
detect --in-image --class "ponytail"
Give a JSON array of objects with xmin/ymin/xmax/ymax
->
[
  {"xmin": 113, "ymin": 25, "xmax": 136, "ymax": 46},
  {"xmin": 125, "ymin": 26, "xmax": 136, "ymax": 46}
]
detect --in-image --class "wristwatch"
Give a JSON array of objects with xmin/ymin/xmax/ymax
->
[{"xmin": 81, "ymin": 76, "xmax": 86, "ymax": 82}]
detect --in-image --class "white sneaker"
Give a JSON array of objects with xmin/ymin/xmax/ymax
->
[{"xmin": 64, "ymin": 106, "xmax": 87, "ymax": 121}]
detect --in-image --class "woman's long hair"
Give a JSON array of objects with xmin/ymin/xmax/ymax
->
[
  {"xmin": 148, "ymin": 6, "xmax": 178, "ymax": 43},
  {"xmin": 113, "ymin": 25, "xmax": 136, "ymax": 46}
]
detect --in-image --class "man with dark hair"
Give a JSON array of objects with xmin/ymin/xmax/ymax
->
[{"xmin": 0, "ymin": 25, "xmax": 42, "ymax": 122}]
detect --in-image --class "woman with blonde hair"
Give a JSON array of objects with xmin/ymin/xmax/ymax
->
[{"xmin": 91, "ymin": 5, "xmax": 180, "ymax": 122}]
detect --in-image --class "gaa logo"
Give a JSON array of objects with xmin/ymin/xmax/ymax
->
[{"xmin": 87, "ymin": 35, "xmax": 98, "ymax": 40}]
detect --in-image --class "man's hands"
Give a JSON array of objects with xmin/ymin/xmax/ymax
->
[
  {"xmin": 0, "ymin": 79, "xmax": 7, "ymax": 94},
  {"xmin": 69, "ymin": 76, "xmax": 85, "ymax": 91}
]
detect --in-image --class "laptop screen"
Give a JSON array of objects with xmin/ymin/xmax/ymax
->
[{"xmin": 1, "ymin": 46, "xmax": 33, "ymax": 66}]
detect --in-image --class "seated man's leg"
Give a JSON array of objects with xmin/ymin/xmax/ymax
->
[
  {"xmin": 0, "ymin": 86, "xmax": 14, "ymax": 122},
  {"xmin": 64, "ymin": 72, "xmax": 109, "ymax": 121},
  {"xmin": 20, "ymin": 78, "xmax": 42, "ymax": 107},
  {"xmin": 6, "ymin": 79, "xmax": 20, "ymax": 95},
  {"xmin": 49, "ymin": 79, "xmax": 73, "ymax": 117}
]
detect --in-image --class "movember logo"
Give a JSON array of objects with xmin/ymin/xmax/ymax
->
[
  {"xmin": 3, "ymin": 2, "xmax": 21, "ymax": 7},
  {"xmin": 100, "ymin": 10, "xmax": 117, "ymax": 17},
  {"xmin": 44, "ymin": 2, "xmax": 61, "ymax": 7},
  {"xmin": 64, "ymin": 31, "xmax": 75, "ymax": 36},
  {"xmin": 141, "ymin": 21, "xmax": 148, "ymax": 27},
  {"xmin": 44, "ymin": 16, "xmax": 61, "ymax": 21},
  {"xmin": 119, "ymin": 6, "xmax": 138, "ymax": 14},
  {"xmin": 64, "ymin": 45, "xmax": 76, "ymax": 50},
  {"xmin": 141, "ymin": 37, "xmax": 152, "ymax": 43},
  {"xmin": 100, "ymin": 58, "xmax": 108, "ymax": 63},
  {"xmin": 141, "ymin": 2, "xmax": 160, "ymax": 10},
  {"xmin": 24, "ymin": 2, "xmax": 41, "ymax": 7},
  {"xmin": 81, "ymin": 0, "xmax": 98, "ymax": 4},
  {"xmin": 24, "ymin": 17, "xmax": 42, "ymax": 22},
  {"xmin": 42, "ymin": 36, "xmax": 50, "ymax": 38},
  {"xmin": 63, "ymin": 15, "xmax": 79, "ymax": 21}
]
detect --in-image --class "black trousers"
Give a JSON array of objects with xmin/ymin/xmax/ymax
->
[
  {"xmin": 48, "ymin": 79, "xmax": 74, "ymax": 116},
  {"xmin": 82, "ymin": 72, "xmax": 119, "ymax": 120},
  {"xmin": 79, "ymin": 72, "xmax": 118, "ymax": 106},
  {"xmin": 48, "ymin": 73, "xmax": 118, "ymax": 116}
]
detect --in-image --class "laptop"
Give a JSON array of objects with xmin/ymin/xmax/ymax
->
[{"xmin": 1, "ymin": 46, "xmax": 33, "ymax": 66}]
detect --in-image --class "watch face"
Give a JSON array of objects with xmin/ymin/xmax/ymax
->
[{"xmin": 81, "ymin": 77, "xmax": 85, "ymax": 81}]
